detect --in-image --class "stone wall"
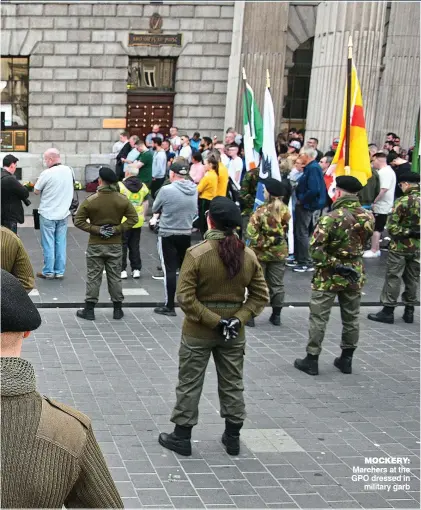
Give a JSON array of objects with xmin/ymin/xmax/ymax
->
[{"xmin": 0, "ymin": 2, "xmax": 234, "ymax": 181}]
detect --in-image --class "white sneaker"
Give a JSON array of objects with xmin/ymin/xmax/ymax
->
[
  {"xmin": 132, "ymin": 269, "xmax": 141, "ymax": 279},
  {"xmin": 121, "ymin": 270, "xmax": 128, "ymax": 279},
  {"xmin": 363, "ymin": 250, "xmax": 381, "ymax": 258}
]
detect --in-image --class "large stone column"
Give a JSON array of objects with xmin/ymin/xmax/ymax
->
[
  {"xmin": 374, "ymin": 2, "xmax": 420, "ymax": 149},
  {"xmin": 234, "ymin": 2, "xmax": 290, "ymax": 133},
  {"xmin": 305, "ymin": 2, "xmax": 387, "ymax": 152}
]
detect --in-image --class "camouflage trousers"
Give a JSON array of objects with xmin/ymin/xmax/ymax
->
[
  {"xmin": 380, "ymin": 250, "xmax": 420, "ymax": 307},
  {"xmin": 171, "ymin": 334, "xmax": 246, "ymax": 427},
  {"xmin": 307, "ymin": 289, "xmax": 361, "ymax": 355},
  {"xmin": 260, "ymin": 261, "xmax": 285, "ymax": 308}
]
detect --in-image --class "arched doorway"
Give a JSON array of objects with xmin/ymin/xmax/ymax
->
[{"xmin": 282, "ymin": 38, "xmax": 314, "ymax": 133}]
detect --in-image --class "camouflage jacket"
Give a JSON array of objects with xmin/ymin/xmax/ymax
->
[
  {"xmin": 240, "ymin": 169, "xmax": 259, "ymax": 216},
  {"xmin": 387, "ymin": 187, "xmax": 420, "ymax": 254},
  {"xmin": 310, "ymin": 195, "xmax": 375, "ymax": 291},
  {"xmin": 247, "ymin": 199, "xmax": 291, "ymax": 262}
]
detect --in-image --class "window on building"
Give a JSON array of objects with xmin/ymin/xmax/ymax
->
[
  {"xmin": 1, "ymin": 57, "xmax": 29, "ymax": 151},
  {"xmin": 282, "ymin": 38, "xmax": 314, "ymax": 132},
  {"xmin": 127, "ymin": 58, "xmax": 176, "ymax": 92}
]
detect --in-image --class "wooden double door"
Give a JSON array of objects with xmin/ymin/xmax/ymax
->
[{"xmin": 126, "ymin": 93, "xmax": 174, "ymax": 140}]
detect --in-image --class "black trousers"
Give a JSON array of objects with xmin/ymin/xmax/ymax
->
[
  {"xmin": 151, "ymin": 177, "xmax": 165, "ymax": 198},
  {"xmin": 158, "ymin": 234, "xmax": 191, "ymax": 309},
  {"xmin": 122, "ymin": 228, "xmax": 142, "ymax": 271},
  {"xmin": 198, "ymin": 198, "xmax": 211, "ymax": 237},
  {"xmin": 1, "ymin": 220, "xmax": 18, "ymax": 234}
]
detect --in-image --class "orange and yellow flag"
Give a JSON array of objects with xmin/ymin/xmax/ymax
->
[{"xmin": 330, "ymin": 64, "xmax": 372, "ymax": 186}]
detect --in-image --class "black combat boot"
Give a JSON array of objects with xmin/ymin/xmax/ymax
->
[
  {"xmin": 403, "ymin": 306, "xmax": 414, "ymax": 324},
  {"xmin": 158, "ymin": 425, "xmax": 192, "ymax": 456},
  {"xmin": 246, "ymin": 317, "xmax": 255, "ymax": 327},
  {"xmin": 367, "ymin": 306, "xmax": 394, "ymax": 324},
  {"xmin": 269, "ymin": 307, "xmax": 282, "ymax": 326},
  {"xmin": 113, "ymin": 302, "xmax": 124, "ymax": 320},
  {"xmin": 76, "ymin": 301, "xmax": 95, "ymax": 321},
  {"xmin": 222, "ymin": 420, "xmax": 243, "ymax": 456},
  {"xmin": 334, "ymin": 348, "xmax": 355, "ymax": 374},
  {"xmin": 294, "ymin": 354, "xmax": 319, "ymax": 376}
]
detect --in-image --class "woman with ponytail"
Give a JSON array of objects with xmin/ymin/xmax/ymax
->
[
  {"xmin": 247, "ymin": 178, "xmax": 291, "ymax": 327},
  {"xmin": 197, "ymin": 153, "xmax": 219, "ymax": 236},
  {"xmin": 159, "ymin": 197, "xmax": 268, "ymax": 458}
]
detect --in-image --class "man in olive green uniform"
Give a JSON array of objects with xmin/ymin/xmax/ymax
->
[
  {"xmin": 368, "ymin": 172, "xmax": 420, "ymax": 324},
  {"xmin": 294, "ymin": 176, "xmax": 375, "ymax": 376},
  {"xmin": 1, "ymin": 270, "xmax": 123, "ymax": 508},
  {"xmin": 247, "ymin": 178, "xmax": 291, "ymax": 326},
  {"xmin": 74, "ymin": 167, "xmax": 137, "ymax": 321}
]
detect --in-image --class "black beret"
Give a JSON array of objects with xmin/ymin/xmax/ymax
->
[
  {"xmin": 99, "ymin": 166, "xmax": 118, "ymax": 184},
  {"xmin": 170, "ymin": 162, "xmax": 189, "ymax": 176},
  {"xmin": 336, "ymin": 176, "xmax": 363, "ymax": 193},
  {"xmin": 397, "ymin": 172, "xmax": 420, "ymax": 184},
  {"xmin": 264, "ymin": 178, "xmax": 287, "ymax": 197},
  {"xmin": 1, "ymin": 270, "xmax": 41, "ymax": 333},
  {"xmin": 209, "ymin": 197, "xmax": 242, "ymax": 228}
]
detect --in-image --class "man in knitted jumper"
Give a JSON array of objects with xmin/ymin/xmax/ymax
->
[{"xmin": 0, "ymin": 270, "xmax": 123, "ymax": 508}]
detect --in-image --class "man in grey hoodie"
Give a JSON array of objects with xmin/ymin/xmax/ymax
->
[{"xmin": 152, "ymin": 162, "xmax": 198, "ymax": 316}]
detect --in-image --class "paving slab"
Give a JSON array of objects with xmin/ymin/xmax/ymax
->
[{"xmin": 21, "ymin": 306, "xmax": 420, "ymax": 508}]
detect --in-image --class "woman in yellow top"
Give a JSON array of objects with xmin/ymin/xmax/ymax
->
[{"xmin": 197, "ymin": 153, "xmax": 219, "ymax": 236}]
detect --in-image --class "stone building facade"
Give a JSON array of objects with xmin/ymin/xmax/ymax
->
[{"xmin": 0, "ymin": 1, "xmax": 419, "ymax": 182}]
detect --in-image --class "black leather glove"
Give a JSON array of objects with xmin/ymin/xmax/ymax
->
[
  {"xmin": 216, "ymin": 319, "xmax": 230, "ymax": 339},
  {"xmin": 226, "ymin": 318, "xmax": 241, "ymax": 340},
  {"xmin": 335, "ymin": 264, "xmax": 360, "ymax": 284},
  {"xmin": 99, "ymin": 224, "xmax": 115, "ymax": 239},
  {"xmin": 273, "ymin": 235, "xmax": 282, "ymax": 245}
]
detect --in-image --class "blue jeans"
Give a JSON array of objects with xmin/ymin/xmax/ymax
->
[{"xmin": 40, "ymin": 215, "xmax": 68, "ymax": 276}]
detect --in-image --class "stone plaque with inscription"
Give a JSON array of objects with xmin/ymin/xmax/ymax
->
[{"xmin": 128, "ymin": 33, "xmax": 182, "ymax": 47}]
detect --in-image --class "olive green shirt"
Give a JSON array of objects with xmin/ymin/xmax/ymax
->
[{"xmin": 176, "ymin": 237, "xmax": 269, "ymax": 339}]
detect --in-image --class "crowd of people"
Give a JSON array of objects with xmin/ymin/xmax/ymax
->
[{"xmin": 0, "ymin": 123, "xmax": 419, "ymax": 503}]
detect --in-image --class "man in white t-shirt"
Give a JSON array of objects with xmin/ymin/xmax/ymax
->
[
  {"xmin": 34, "ymin": 148, "xmax": 74, "ymax": 279},
  {"xmin": 179, "ymin": 135, "xmax": 192, "ymax": 164},
  {"xmin": 169, "ymin": 126, "xmax": 181, "ymax": 154},
  {"xmin": 227, "ymin": 143, "xmax": 243, "ymax": 190},
  {"xmin": 214, "ymin": 141, "xmax": 230, "ymax": 168},
  {"xmin": 363, "ymin": 152, "xmax": 396, "ymax": 258}
]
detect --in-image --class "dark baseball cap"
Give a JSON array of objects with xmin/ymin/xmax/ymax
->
[{"xmin": 170, "ymin": 162, "xmax": 189, "ymax": 176}]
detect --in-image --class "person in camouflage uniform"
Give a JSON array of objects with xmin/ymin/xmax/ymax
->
[
  {"xmin": 247, "ymin": 178, "xmax": 291, "ymax": 326},
  {"xmin": 239, "ymin": 167, "xmax": 259, "ymax": 237},
  {"xmin": 294, "ymin": 176, "xmax": 375, "ymax": 376},
  {"xmin": 368, "ymin": 172, "xmax": 420, "ymax": 324}
]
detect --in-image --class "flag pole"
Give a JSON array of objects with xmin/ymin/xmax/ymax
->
[
  {"xmin": 344, "ymin": 36, "xmax": 353, "ymax": 175},
  {"xmin": 266, "ymin": 68, "xmax": 270, "ymax": 90},
  {"xmin": 242, "ymin": 67, "xmax": 252, "ymax": 135}
]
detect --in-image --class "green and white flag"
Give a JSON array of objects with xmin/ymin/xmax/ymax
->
[{"xmin": 243, "ymin": 74, "xmax": 263, "ymax": 171}]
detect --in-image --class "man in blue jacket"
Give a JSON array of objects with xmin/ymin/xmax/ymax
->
[{"xmin": 293, "ymin": 148, "xmax": 326, "ymax": 272}]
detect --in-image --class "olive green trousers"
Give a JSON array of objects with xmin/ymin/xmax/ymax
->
[
  {"xmin": 171, "ymin": 334, "xmax": 246, "ymax": 427},
  {"xmin": 380, "ymin": 250, "xmax": 420, "ymax": 307},
  {"xmin": 307, "ymin": 289, "xmax": 361, "ymax": 355},
  {"xmin": 85, "ymin": 244, "xmax": 124, "ymax": 304}
]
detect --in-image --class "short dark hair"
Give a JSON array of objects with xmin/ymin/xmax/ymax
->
[
  {"xmin": 384, "ymin": 140, "xmax": 394, "ymax": 148},
  {"xmin": 202, "ymin": 136, "xmax": 212, "ymax": 145},
  {"xmin": 120, "ymin": 130, "xmax": 129, "ymax": 138},
  {"xmin": 374, "ymin": 152, "xmax": 387, "ymax": 159},
  {"xmin": 309, "ymin": 137, "xmax": 319, "ymax": 144},
  {"xmin": 152, "ymin": 137, "xmax": 162, "ymax": 146},
  {"xmin": 192, "ymin": 151, "xmax": 203, "ymax": 163},
  {"xmin": 324, "ymin": 150, "xmax": 335, "ymax": 158},
  {"xmin": 226, "ymin": 127, "xmax": 235, "ymax": 134},
  {"xmin": 193, "ymin": 131, "xmax": 200, "ymax": 137},
  {"xmin": 386, "ymin": 132, "xmax": 397, "ymax": 138},
  {"xmin": 227, "ymin": 143, "xmax": 239, "ymax": 150},
  {"xmin": 289, "ymin": 127, "xmax": 297, "ymax": 133},
  {"xmin": 3, "ymin": 155, "xmax": 19, "ymax": 167},
  {"xmin": 387, "ymin": 151, "xmax": 399, "ymax": 164}
]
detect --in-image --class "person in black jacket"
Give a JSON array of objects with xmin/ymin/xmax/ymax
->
[
  {"xmin": 115, "ymin": 135, "xmax": 134, "ymax": 181},
  {"xmin": 1, "ymin": 155, "xmax": 29, "ymax": 234}
]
